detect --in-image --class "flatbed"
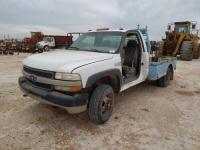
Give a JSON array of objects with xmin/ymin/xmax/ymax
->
[{"xmin": 148, "ymin": 56, "xmax": 177, "ymax": 80}]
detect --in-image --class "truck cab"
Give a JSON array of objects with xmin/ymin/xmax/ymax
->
[
  {"xmin": 19, "ymin": 28, "xmax": 176, "ymax": 124},
  {"xmin": 69, "ymin": 29, "xmax": 149, "ymax": 90},
  {"xmin": 36, "ymin": 37, "xmax": 55, "ymax": 51}
]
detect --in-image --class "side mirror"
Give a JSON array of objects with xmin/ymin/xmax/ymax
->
[
  {"xmin": 167, "ymin": 25, "xmax": 171, "ymax": 30},
  {"xmin": 192, "ymin": 24, "xmax": 196, "ymax": 29}
]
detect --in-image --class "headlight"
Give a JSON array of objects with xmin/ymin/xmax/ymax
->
[
  {"xmin": 55, "ymin": 73, "xmax": 81, "ymax": 80},
  {"xmin": 54, "ymin": 73, "xmax": 82, "ymax": 92}
]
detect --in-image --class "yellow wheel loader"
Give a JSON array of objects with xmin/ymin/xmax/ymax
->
[{"xmin": 162, "ymin": 21, "xmax": 199, "ymax": 60}]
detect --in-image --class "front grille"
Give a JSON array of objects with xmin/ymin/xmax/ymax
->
[
  {"xmin": 23, "ymin": 66, "xmax": 54, "ymax": 91},
  {"xmin": 23, "ymin": 66, "xmax": 54, "ymax": 79},
  {"xmin": 27, "ymin": 79, "xmax": 52, "ymax": 91}
]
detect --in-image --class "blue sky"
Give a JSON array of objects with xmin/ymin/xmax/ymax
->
[{"xmin": 0, "ymin": 0, "xmax": 199, "ymax": 40}]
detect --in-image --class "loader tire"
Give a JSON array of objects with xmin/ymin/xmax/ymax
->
[
  {"xmin": 193, "ymin": 54, "xmax": 199, "ymax": 59},
  {"xmin": 180, "ymin": 41, "xmax": 193, "ymax": 61},
  {"xmin": 159, "ymin": 41, "xmax": 164, "ymax": 56},
  {"xmin": 193, "ymin": 44, "xmax": 200, "ymax": 59}
]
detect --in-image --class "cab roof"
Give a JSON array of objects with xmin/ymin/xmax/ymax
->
[{"xmin": 89, "ymin": 28, "xmax": 138, "ymax": 33}]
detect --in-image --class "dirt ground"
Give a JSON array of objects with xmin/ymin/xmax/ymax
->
[{"xmin": 0, "ymin": 52, "xmax": 200, "ymax": 150}]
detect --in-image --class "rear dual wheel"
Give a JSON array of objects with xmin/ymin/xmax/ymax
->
[
  {"xmin": 38, "ymin": 49, "xmax": 43, "ymax": 53},
  {"xmin": 157, "ymin": 67, "xmax": 173, "ymax": 87},
  {"xmin": 152, "ymin": 67, "xmax": 173, "ymax": 87}
]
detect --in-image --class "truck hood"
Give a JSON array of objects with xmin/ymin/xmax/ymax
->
[
  {"xmin": 23, "ymin": 50, "xmax": 113, "ymax": 72},
  {"xmin": 37, "ymin": 41, "xmax": 48, "ymax": 46}
]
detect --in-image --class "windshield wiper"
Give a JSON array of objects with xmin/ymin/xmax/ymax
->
[
  {"xmin": 68, "ymin": 46, "xmax": 79, "ymax": 50},
  {"xmin": 89, "ymin": 49, "xmax": 103, "ymax": 53}
]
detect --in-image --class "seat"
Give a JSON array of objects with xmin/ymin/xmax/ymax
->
[{"xmin": 122, "ymin": 40, "xmax": 139, "ymax": 77}]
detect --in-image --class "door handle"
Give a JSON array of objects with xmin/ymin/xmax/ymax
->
[{"xmin": 141, "ymin": 62, "xmax": 144, "ymax": 65}]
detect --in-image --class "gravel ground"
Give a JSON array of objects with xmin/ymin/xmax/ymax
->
[{"xmin": 0, "ymin": 52, "xmax": 200, "ymax": 150}]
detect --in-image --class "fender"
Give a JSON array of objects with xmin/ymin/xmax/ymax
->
[{"xmin": 85, "ymin": 69, "xmax": 122, "ymax": 89}]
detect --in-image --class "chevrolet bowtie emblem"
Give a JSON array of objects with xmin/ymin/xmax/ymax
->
[{"xmin": 29, "ymin": 75, "xmax": 37, "ymax": 82}]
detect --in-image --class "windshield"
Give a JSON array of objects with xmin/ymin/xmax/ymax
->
[
  {"xmin": 174, "ymin": 24, "xmax": 189, "ymax": 33},
  {"xmin": 43, "ymin": 37, "xmax": 50, "ymax": 42},
  {"xmin": 69, "ymin": 32, "xmax": 123, "ymax": 53}
]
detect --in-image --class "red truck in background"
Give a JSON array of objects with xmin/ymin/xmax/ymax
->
[
  {"xmin": 36, "ymin": 35, "xmax": 73, "ymax": 53},
  {"xmin": 21, "ymin": 31, "xmax": 73, "ymax": 53}
]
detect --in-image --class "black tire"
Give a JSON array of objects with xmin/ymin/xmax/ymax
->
[
  {"xmin": 38, "ymin": 49, "xmax": 43, "ymax": 53},
  {"xmin": 31, "ymin": 50, "xmax": 36, "ymax": 53},
  {"xmin": 193, "ymin": 54, "xmax": 199, "ymax": 59},
  {"xmin": 158, "ymin": 41, "xmax": 164, "ymax": 56},
  {"xmin": 9, "ymin": 51, "xmax": 14, "ymax": 55},
  {"xmin": 193, "ymin": 44, "xmax": 200, "ymax": 59},
  {"xmin": 88, "ymin": 84, "xmax": 114, "ymax": 124},
  {"xmin": 3, "ymin": 51, "xmax": 8, "ymax": 55},
  {"xmin": 157, "ymin": 67, "xmax": 173, "ymax": 87},
  {"xmin": 44, "ymin": 45, "xmax": 50, "ymax": 51},
  {"xmin": 180, "ymin": 41, "xmax": 193, "ymax": 61},
  {"xmin": 151, "ymin": 80, "xmax": 158, "ymax": 86}
]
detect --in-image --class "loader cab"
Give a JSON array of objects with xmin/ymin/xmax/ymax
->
[
  {"xmin": 174, "ymin": 22, "xmax": 191, "ymax": 33},
  {"xmin": 172, "ymin": 21, "xmax": 197, "ymax": 34}
]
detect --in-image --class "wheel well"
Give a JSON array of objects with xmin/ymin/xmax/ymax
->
[
  {"xmin": 168, "ymin": 64, "xmax": 173, "ymax": 70},
  {"xmin": 91, "ymin": 75, "xmax": 120, "ymax": 93}
]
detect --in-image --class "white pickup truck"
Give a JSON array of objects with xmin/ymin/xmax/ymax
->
[{"xmin": 19, "ymin": 28, "xmax": 176, "ymax": 124}]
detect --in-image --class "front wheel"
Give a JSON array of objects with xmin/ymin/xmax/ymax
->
[
  {"xmin": 88, "ymin": 84, "xmax": 114, "ymax": 124},
  {"xmin": 44, "ymin": 45, "xmax": 50, "ymax": 51}
]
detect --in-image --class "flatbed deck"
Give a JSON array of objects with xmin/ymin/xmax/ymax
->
[{"xmin": 148, "ymin": 56, "xmax": 177, "ymax": 80}]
